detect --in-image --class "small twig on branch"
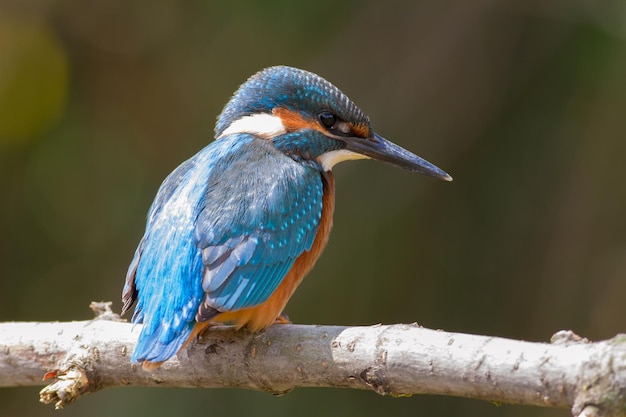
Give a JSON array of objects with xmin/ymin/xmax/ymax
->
[{"xmin": 0, "ymin": 302, "xmax": 625, "ymax": 416}]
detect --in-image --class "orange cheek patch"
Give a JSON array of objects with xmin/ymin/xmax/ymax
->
[
  {"xmin": 273, "ymin": 107, "xmax": 325, "ymax": 134},
  {"xmin": 350, "ymin": 122, "xmax": 370, "ymax": 138},
  {"xmin": 273, "ymin": 107, "xmax": 371, "ymax": 139}
]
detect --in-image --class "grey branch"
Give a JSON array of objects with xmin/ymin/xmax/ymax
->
[{"xmin": 0, "ymin": 302, "xmax": 625, "ymax": 417}]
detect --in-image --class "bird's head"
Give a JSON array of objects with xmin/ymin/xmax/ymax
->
[{"xmin": 215, "ymin": 66, "xmax": 452, "ymax": 181}]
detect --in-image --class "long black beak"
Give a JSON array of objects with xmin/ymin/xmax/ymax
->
[{"xmin": 345, "ymin": 133, "xmax": 453, "ymax": 181}]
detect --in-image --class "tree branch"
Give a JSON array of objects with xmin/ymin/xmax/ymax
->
[{"xmin": 0, "ymin": 303, "xmax": 625, "ymax": 416}]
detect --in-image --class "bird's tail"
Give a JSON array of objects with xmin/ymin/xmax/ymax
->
[{"xmin": 131, "ymin": 320, "xmax": 195, "ymax": 371}]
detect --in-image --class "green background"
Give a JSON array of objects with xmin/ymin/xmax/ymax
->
[{"xmin": 1, "ymin": 1, "xmax": 626, "ymax": 416}]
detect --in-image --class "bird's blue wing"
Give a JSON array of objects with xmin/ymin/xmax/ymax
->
[
  {"xmin": 123, "ymin": 134, "xmax": 324, "ymax": 364},
  {"xmin": 123, "ymin": 145, "xmax": 220, "ymax": 364},
  {"xmin": 194, "ymin": 136, "xmax": 324, "ymax": 315}
]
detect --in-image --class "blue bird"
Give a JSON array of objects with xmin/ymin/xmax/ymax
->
[{"xmin": 121, "ymin": 66, "xmax": 452, "ymax": 370}]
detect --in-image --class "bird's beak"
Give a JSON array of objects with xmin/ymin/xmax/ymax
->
[{"xmin": 345, "ymin": 133, "xmax": 453, "ymax": 181}]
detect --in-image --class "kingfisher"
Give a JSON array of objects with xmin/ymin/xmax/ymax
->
[{"xmin": 121, "ymin": 65, "xmax": 452, "ymax": 370}]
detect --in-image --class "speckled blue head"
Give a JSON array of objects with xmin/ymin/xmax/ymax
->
[
  {"xmin": 214, "ymin": 66, "xmax": 452, "ymax": 179},
  {"xmin": 215, "ymin": 66, "xmax": 369, "ymax": 138}
]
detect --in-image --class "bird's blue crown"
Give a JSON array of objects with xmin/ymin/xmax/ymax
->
[{"xmin": 215, "ymin": 66, "xmax": 371, "ymax": 138}]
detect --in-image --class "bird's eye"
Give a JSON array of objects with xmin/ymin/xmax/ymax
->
[{"xmin": 319, "ymin": 112, "xmax": 337, "ymax": 129}]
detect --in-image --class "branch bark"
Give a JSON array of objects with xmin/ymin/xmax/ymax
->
[{"xmin": 1, "ymin": 303, "xmax": 625, "ymax": 416}]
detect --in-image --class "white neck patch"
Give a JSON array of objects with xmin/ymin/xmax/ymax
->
[
  {"xmin": 219, "ymin": 113, "xmax": 286, "ymax": 139},
  {"xmin": 318, "ymin": 149, "xmax": 370, "ymax": 171}
]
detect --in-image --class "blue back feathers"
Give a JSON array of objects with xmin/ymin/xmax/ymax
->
[
  {"xmin": 195, "ymin": 137, "xmax": 323, "ymax": 313},
  {"xmin": 123, "ymin": 134, "xmax": 325, "ymax": 363}
]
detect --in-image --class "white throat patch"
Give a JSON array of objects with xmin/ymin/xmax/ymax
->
[
  {"xmin": 219, "ymin": 113, "xmax": 286, "ymax": 139},
  {"xmin": 318, "ymin": 149, "xmax": 370, "ymax": 171}
]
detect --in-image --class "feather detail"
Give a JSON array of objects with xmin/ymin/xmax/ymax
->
[{"xmin": 210, "ymin": 172, "xmax": 335, "ymax": 331}]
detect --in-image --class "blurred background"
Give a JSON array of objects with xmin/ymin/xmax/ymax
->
[{"xmin": 1, "ymin": 0, "xmax": 625, "ymax": 416}]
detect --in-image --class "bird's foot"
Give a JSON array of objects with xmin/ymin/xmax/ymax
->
[{"xmin": 274, "ymin": 312, "xmax": 292, "ymax": 325}]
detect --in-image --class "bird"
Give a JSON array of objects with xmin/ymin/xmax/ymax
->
[{"xmin": 121, "ymin": 65, "xmax": 452, "ymax": 370}]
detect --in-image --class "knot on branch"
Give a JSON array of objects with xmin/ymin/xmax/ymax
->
[
  {"xmin": 551, "ymin": 330, "xmax": 589, "ymax": 345},
  {"xmin": 571, "ymin": 334, "xmax": 626, "ymax": 417},
  {"xmin": 39, "ymin": 366, "xmax": 89, "ymax": 409},
  {"xmin": 89, "ymin": 301, "xmax": 124, "ymax": 322},
  {"xmin": 359, "ymin": 364, "xmax": 391, "ymax": 395},
  {"xmin": 37, "ymin": 302, "xmax": 123, "ymax": 408}
]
